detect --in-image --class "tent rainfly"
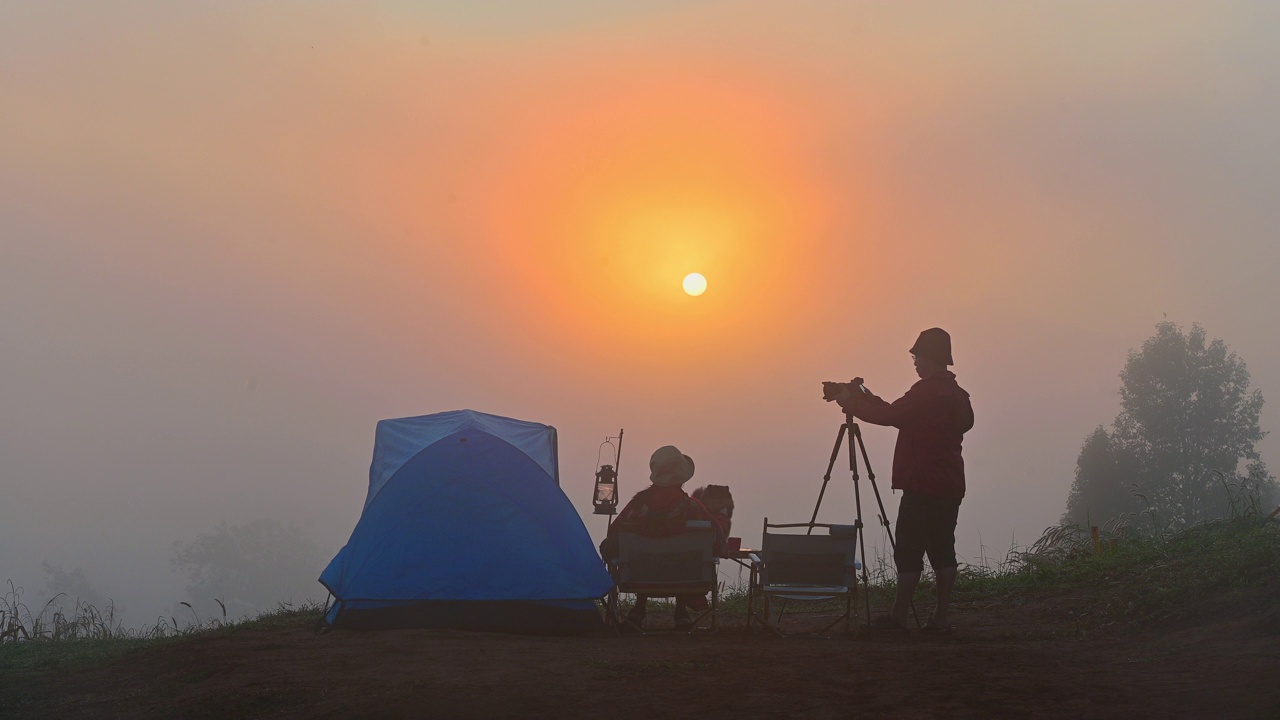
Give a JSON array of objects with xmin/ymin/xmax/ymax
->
[{"xmin": 319, "ymin": 410, "xmax": 612, "ymax": 633}]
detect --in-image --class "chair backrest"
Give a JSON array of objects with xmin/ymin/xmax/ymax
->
[
  {"xmin": 759, "ymin": 522, "xmax": 858, "ymax": 588},
  {"xmin": 614, "ymin": 523, "xmax": 717, "ymax": 586}
]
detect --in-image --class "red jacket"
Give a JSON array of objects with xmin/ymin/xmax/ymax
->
[
  {"xmin": 838, "ymin": 371, "xmax": 974, "ymax": 499},
  {"xmin": 606, "ymin": 485, "xmax": 723, "ymax": 553}
]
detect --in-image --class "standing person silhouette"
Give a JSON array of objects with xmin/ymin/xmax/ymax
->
[{"xmin": 823, "ymin": 328, "xmax": 974, "ymax": 633}]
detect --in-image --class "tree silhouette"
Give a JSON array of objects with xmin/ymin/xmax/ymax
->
[
  {"xmin": 40, "ymin": 562, "xmax": 116, "ymax": 615},
  {"xmin": 171, "ymin": 519, "xmax": 324, "ymax": 619},
  {"xmin": 1066, "ymin": 321, "xmax": 1277, "ymax": 526},
  {"xmin": 1064, "ymin": 426, "xmax": 1142, "ymax": 524}
]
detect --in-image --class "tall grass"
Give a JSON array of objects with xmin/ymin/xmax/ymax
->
[
  {"xmin": 1, "ymin": 580, "xmax": 330, "ymax": 648},
  {"xmin": 0, "ymin": 580, "xmax": 136, "ymax": 644},
  {"xmin": 947, "ymin": 480, "xmax": 1280, "ymax": 630},
  {"xmin": 0, "ymin": 581, "xmax": 238, "ymax": 646},
  {"xmin": 0, "ymin": 586, "xmax": 324, "ymax": 674}
]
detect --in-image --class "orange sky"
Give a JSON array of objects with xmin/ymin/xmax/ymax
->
[{"xmin": 3, "ymin": 1, "xmax": 1279, "ymax": 620}]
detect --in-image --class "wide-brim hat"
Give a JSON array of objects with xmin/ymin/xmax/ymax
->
[
  {"xmin": 910, "ymin": 327, "xmax": 954, "ymax": 366},
  {"xmin": 649, "ymin": 445, "xmax": 696, "ymax": 487}
]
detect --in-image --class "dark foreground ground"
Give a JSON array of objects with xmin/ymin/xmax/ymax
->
[{"xmin": 3, "ymin": 593, "xmax": 1278, "ymax": 720}]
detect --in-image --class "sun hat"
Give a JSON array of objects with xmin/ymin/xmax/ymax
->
[
  {"xmin": 909, "ymin": 327, "xmax": 954, "ymax": 366},
  {"xmin": 649, "ymin": 445, "xmax": 696, "ymax": 487}
]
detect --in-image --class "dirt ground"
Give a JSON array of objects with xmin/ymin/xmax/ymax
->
[{"xmin": 4, "ymin": 594, "xmax": 1279, "ymax": 720}]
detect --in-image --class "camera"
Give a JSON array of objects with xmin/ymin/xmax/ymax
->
[{"xmin": 822, "ymin": 378, "xmax": 868, "ymax": 402}]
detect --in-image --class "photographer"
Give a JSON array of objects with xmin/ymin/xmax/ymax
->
[{"xmin": 823, "ymin": 328, "xmax": 974, "ymax": 634}]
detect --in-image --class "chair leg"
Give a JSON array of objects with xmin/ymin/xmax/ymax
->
[
  {"xmin": 682, "ymin": 591, "xmax": 717, "ymax": 635},
  {"xmin": 761, "ymin": 594, "xmax": 782, "ymax": 637},
  {"xmin": 625, "ymin": 595, "xmax": 651, "ymax": 635},
  {"xmin": 813, "ymin": 597, "xmax": 852, "ymax": 635},
  {"xmin": 709, "ymin": 583, "xmax": 718, "ymax": 633},
  {"xmin": 607, "ymin": 587, "xmax": 620, "ymax": 632}
]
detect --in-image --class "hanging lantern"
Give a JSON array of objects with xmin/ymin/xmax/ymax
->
[{"xmin": 592, "ymin": 464, "xmax": 618, "ymax": 515}]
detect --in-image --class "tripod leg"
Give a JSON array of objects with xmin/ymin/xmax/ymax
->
[
  {"xmin": 844, "ymin": 415, "xmax": 874, "ymax": 627},
  {"xmin": 807, "ymin": 422, "xmax": 848, "ymax": 534},
  {"xmin": 851, "ymin": 423, "xmax": 921, "ymax": 628},
  {"xmin": 852, "ymin": 424, "xmax": 898, "ymax": 550},
  {"xmin": 857, "ymin": 519, "xmax": 872, "ymax": 628}
]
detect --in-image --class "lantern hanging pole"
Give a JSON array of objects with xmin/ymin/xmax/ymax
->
[
  {"xmin": 608, "ymin": 428, "xmax": 623, "ymax": 529},
  {"xmin": 613, "ymin": 428, "xmax": 624, "ymax": 483}
]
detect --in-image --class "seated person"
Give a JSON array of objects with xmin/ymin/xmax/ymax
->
[
  {"xmin": 691, "ymin": 484, "xmax": 734, "ymax": 555},
  {"xmin": 604, "ymin": 445, "xmax": 723, "ymax": 629}
]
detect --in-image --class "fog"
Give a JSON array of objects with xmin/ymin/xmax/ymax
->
[{"xmin": 3, "ymin": 1, "xmax": 1279, "ymax": 625}]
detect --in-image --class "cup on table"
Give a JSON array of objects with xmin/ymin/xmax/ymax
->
[{"xmin": 726, "ymin": 536, "xmax": 742, "ymax": 554}]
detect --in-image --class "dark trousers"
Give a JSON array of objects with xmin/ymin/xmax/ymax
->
[{"xmin": 894, "ymin": 490, "xmax": 961, "ymax": 573}]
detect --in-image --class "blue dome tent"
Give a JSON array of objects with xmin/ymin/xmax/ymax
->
[{"xmin": 319, "ymin": 410, "xmax": 612, "ymax": 633}]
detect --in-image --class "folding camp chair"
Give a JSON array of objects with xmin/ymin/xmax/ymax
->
[
  {"xmin": 607, "ymin": 521, "xmax": 719, "ymax": 634},
  {"xmin": 747, "ymin": 518, "xmax": 859, "ymax": 636}
]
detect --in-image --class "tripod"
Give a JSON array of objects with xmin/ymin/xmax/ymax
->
[{"xmin": 807, "ymin": 412, "xmax": 917, "ymax": 628}]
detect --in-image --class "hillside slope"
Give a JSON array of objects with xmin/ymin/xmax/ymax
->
[{"xmin": 4, "ymin": 517, "xmax": 1278, "ymax": 719}]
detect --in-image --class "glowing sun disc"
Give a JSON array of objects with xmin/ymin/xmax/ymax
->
[{"xmin": 683, "ymin": 272, "xmax": 707, "ymax": 296}]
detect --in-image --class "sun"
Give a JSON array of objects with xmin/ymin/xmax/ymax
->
[{"xmin": 682, "ymin": 272, "xmax": 707, "ymax": 296}]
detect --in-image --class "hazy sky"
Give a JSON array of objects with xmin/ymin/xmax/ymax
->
[{"xmin": 4, "ymin": 1, "xmax": 1279, "ymax": 622}]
